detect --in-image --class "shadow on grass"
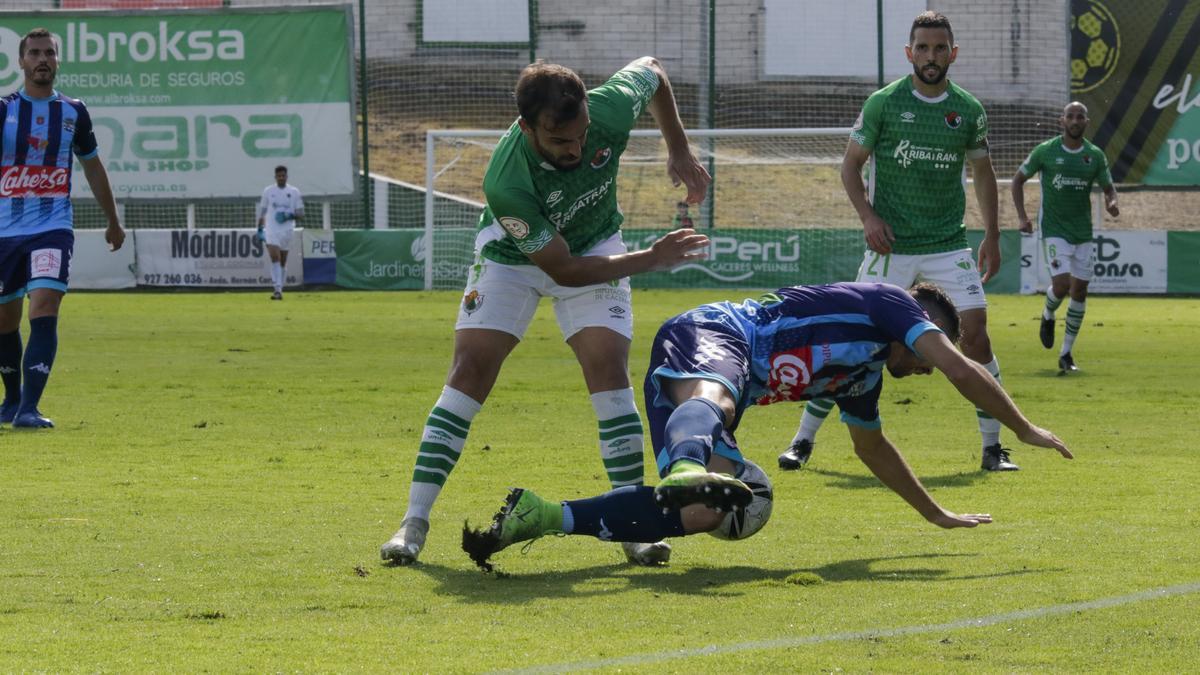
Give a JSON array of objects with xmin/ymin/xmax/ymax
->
[
  {"xmin": 389, "ymin": 552, "xmax": 1053, "ymax": 604},
  {"xmin": 802, "ymin": 467, "xmax": 989, "ymax": 490}
]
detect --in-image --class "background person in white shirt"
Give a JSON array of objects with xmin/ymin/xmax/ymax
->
[{"xmin": 257, "ymin": 165, "xmax": 304, "ymax": 300}]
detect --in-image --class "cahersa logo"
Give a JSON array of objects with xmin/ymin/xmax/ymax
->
[{"xmin": 0, "ymin": 165, "xmax": 70, "ymax": 198}]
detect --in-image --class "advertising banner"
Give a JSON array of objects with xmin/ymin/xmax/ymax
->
[
  {"xmin": 624, "ymin": 228, "xmax": 1023, "ymax": 291},
  {"xmin": 303, "ymin": 230, "xmax": 336, "ymax": 285},
  {"xmin": 1072, "ymin": 0, "xmax": 1200, "ymax": 184},
  {"xmin": 134, "ymin": 228, "xmax": 302, "ymax": 287},
  {"xmin": 0, "ymin": 7, "xmax": 356, "ymax": 197},
  {"xmin": 1167, "ymin": 231, "xmax": 1200, "ymax": 293},
  {"xmin": 334, "ymin": 230, "xmax": 426, "ymax": 290},
  {"xmin": 1020, "ymin": 230, "xmax": 1169, "ymax": 294},
  {"xmin": 71, "ymin": 229, "xmax": 136, "ymax": 289}
]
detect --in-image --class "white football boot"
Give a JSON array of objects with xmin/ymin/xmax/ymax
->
[
  {"xmin": 621, "ymin": 540, "xmax": 672, "ymax": 566},
  {"xmin": 381, "ymin": 517, "xmax": 430, "ymax": 565}
]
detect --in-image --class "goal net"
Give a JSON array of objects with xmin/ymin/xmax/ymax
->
[{"xmin": 424, "ymin": 128, "xmax": 855, "ymax": 290}]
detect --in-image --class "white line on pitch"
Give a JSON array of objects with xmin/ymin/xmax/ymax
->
[{"xmin": 497, "ymin": 580, "xmax": 1200, "ymax": 674}]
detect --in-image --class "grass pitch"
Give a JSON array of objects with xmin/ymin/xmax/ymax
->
[{"xmin": 2, "ymin": 290, "xmax": 1198, "ymax": 671}]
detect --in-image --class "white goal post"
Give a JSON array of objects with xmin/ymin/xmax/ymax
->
[{"xmin": 423, "ymin": 128, "xmax": 853, "ymax": 290}]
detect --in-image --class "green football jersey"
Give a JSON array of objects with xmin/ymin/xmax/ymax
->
[
  {"xmin": 851, "ymin": 76, "xmax": 989, "ymax": 255},
  {"xmin": 1018, "ymin": 135, "xmax": 1113, "ymax": 245},
  {"xmin": 477, "ymin": 64, "xmax": 659, "ymax": 265}
]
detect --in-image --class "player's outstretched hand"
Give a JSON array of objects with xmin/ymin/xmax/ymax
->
[
  {"xmin": 977, "ymin": 233, "xmax": 1002, "ymax": 283},
  {"xmin": 105, "ymin": 222, "xmax": 126, "ymax": 252},
  {"xmin": 863, "ymin": 213, "xmax": 895, "ymax": 255},
  {"xmin": 1106, "ymin": 201, "xmax": 1120, "ymax": 217},
  {"xmin": 648, "ymin": 228, "xmax": 709, "ymax": 270},
  {"xmin": 1016, "ymin": 424, "xmax": 1073, "ymax": 459},
  {"xmin": 1018, "ymin": 217, "xmax": 1034, "ymax": 235},
  {"xmin": 666, "ymin": 151, "xmax": 712, "ymax": 206},
  {"xmin": 929, "ymin": 510, "xmax": 993, "ymax": 529}
]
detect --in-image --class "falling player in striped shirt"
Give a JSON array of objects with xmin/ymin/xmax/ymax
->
[{"xmin": 0, "ymin": 28, "xmax": 124, "ymax": 429}]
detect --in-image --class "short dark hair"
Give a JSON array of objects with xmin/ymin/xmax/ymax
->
[
  {"xmin": 910, "ymin": 282, "xmax": 961, "ymax": 344},
  {"xmin": 274, "ymin": 165, "xmax": 288, "ymax": 174},
  {"xmin": 676, "ymin": 201, "xmax": 688, "ymax": 208},
  {"xmin": 515, "ymin": 61, "xmax": 586, "ymax": 129},
  {"xmin": 909, "ymin": 11, "xmax": 954, "ymax": 45},
  {"xmin": 20, "ymin": 28, "xmax": 55, "ymax": 59}
]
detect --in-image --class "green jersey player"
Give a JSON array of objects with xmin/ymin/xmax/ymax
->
[
  {"xmin": 779, "ymin": 11, "xmax": 1019, "ymax": 473},
  {"xmin": 1012, "ymin": 101, "xmax": 1119, "ymax": 374},
  {"xmin": 382, "ymin": 58, "xmax": 711, "ymax": 566}
]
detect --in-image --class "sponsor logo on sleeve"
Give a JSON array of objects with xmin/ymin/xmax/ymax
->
[{"xmin": 498, "ymin": 216, "xmax": 530, "ymax": 239}]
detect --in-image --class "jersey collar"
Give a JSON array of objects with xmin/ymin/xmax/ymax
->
[
  {"xmin": 909, "ymin": 86, "xmax": 949, "ymax": 104},
  {"xmin": 18, "ymin": 87, "xmax": 60, "ymax": 103},
  {"xmin": 1058, "ymin": 136, "xmax": 1085, "ymax": 154}
]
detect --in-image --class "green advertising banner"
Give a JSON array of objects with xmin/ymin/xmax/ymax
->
[
  {"xmin": 1072, "ymin": 0, "xmax": 1200, "ymax": 184},
  {"xmin": 334, "ymin": 230, "xmax": 427, "ymax": 290},
  {"xmin": 1167, "ymin": 231, "xmax": 1200, "ymax": 293},
  {"xmin": 623, "ymin": 228, "xmax": 1022, "ymax": 291},
  {"xmin": 0, "ymin": 7, "xmax": 356, "ymax": 197}
]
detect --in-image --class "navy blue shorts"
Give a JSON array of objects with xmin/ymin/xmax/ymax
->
[
  {"xmin": 0, "ymin": 229, "xmax": 74, "ymax": 303},
  {"xmin": 642, "ymin": 310, "xmax": 752, "ymax": 477}
]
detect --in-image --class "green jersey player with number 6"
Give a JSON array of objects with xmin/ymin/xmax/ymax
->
[
  {"xmin": 1011, "ymin": 101, "xmax": 1118, "ymax": 374},
  {"xmin": 381, "ymin": 57, "xmax": 711, "ymax": 567},
  {"xmin": 779, "ymin": 11, "xmax": 1019, "ymax": 473}
]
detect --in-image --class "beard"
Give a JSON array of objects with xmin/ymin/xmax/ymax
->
[
  {"xmin": 1064, "ymin": 126, "xmax": 1086, "ymax": 140},
  {"xmin": 913, "ymin": 62, "xmax": 947, "ymax": 86},
  {"xmin": 31, "ymin": 70, "xmax": 55, "ymax": 86}
]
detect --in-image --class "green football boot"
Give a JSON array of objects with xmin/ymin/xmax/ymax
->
[
  {"xmin": 462, "ymin": 488, "xmax": 562, "ymax": 571},
  {"xmin": 653, "ymin": 460, "xmax": 753, "ymax": 513}
]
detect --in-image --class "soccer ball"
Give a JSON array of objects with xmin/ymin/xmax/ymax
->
[
  {"xmin": 708, "ymin": 458, "xmax": 774, "ymax": 541},
  {"xmin": 1070, "ymin": 1, "xmax": 1120, "ymax": 93}
]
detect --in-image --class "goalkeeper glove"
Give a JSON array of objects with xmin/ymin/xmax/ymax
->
[
  {"xmin": 255, "ymin": 226, "xmax": 265, "ymax": 242},
  {"xmin": 275, "ymin": 211, "xmax": 293, "ymax": 224}
]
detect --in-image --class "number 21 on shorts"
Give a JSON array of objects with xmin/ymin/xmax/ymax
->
[{"xmin": 865, "ymin": 251, "xmax": 891, "ymax": 277}]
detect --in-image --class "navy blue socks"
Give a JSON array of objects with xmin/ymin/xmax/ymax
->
[
  {"xmin": 18, "ymin": 316, "xmax": 57, "ymax": 415},
  {"xmin": 563, "ymin": 486, "xmax": 685, "ymax": 542}
]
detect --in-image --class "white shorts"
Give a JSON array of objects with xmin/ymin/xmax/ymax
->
[
  {"xmin": 264, "ymin": 225, "xmax": 294, "ymax": 250},
  {"xmin": 855, "ymin": 247, "xmax": 987, "ymax": 311},
  {"xmin": 455, "ymin": 232, "xmax": 634, "ymax": 341},
  {"xmin": 1043, "ymin": 237, "xmax": 1094, "ymax": 281}
]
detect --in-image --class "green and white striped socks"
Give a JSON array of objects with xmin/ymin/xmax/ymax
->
[
  {"xmin": 1043, "ymin": 288, "xmax": 1063, "ymax": 320},
  {"xmin": 1063, "ymin": 299, "xmax": 1085, "ymax": 355},
  {"xmin": 976, "ymin": 357, "xmax": 1003, "ymax": 448},
  {"xmin": 404, "ymin": 386, "xmax": 481, "ymax": 522},
  {"xmin": 792, "ymin": 397, "xmax": 834, "ymax": 446},
  {"xmin": 592, "ymin": 388, "xmax": 645, "ymax": 488}
]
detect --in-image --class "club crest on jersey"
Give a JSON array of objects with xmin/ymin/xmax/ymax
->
[
  {"xmin": 462, "ymin": 289, "xmax": 484, "ymax": 314},
  {"xmin": 944, "ymin": 111, "xmax": 963, "ymax": 129},
  {"xmin": 36, "ymin": 116, "xmax": 44, "ymax": 125},
  {"xmin": 590, "ymin": 147, "xmax": 612, "ymax": 169},
  {"xmin": 498, "ymin": 216, "xmax": 530, "ymax": 239},
  {"xmin": 1082, "ymin": 155, "xmax": 1092, "ymax": 164}
]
